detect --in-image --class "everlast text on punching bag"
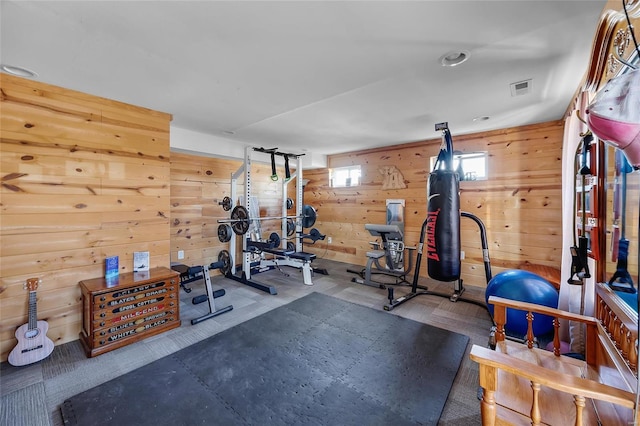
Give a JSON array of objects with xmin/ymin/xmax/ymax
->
[{"xmin": 427, "ymin": 124, "xmax": 461, "ymax": 282}]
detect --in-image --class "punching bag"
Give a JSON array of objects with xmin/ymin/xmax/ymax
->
[{"xmin": 427, "ymin": 125, "xmax": 461, "ymax": 282}]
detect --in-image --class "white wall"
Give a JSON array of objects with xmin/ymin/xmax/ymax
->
[{"xmin": 170, "ymin": 126, "xmax": 327, "ymax": 169}]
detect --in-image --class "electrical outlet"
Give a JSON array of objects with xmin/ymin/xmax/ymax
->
[
  {"xmin": 327, "ymin": 237, "xmax": 332, "ymax": 244},
  {"xmin": 460, "ymin": 250, "xmax": 465, "ymax": 260},
  {"xmin": 177, "ymin": 250, "xmax": 184, "ymax": 260}
]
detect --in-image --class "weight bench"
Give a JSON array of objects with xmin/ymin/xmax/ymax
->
[
  {"xmin": 263, "ymin": 248, "xmax": 294, "ymax": 257},
  {"xmin": 258, "ymin": 250, "xmax": 317, "ymax": 286},
  {"xmin": 247, "ymin": 232, "xmax": 282, "ymax": 253},
  {"xmin": 289, "ymin": 252, "xmax": 316, "ymax": 262},
  {"xmin": 350, "ymin": 223, "xmax": 415, "ymax": 288}
]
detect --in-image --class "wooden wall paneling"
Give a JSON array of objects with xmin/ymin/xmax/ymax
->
[
  {"xmin": 1, "ymin": 224, "xmax": 168, "ymax": 257},
  {"xmin": 0, "ymin": 73, "xmax": 172, "ymax": 362},
  {"xmin": 303, "ymin": 121, "xmax": 564, "ymax": 288},
  {"xmin": 1, "ymin": 213, "xmax": 104, "ymax": 236},
  {"xmin": 0, "ymin": 74, "xmax": 565, "ymax": 361},
  {"xmin": 1, "ymin": 286, "xmax": 80, "ymax": 323},
  {"xmin": 0, "ymin": 244, "xmax": 172, "ymax": 293},
  {"xmin": 170, "ymin": 152, "xmax": 293, "ymax": 274},
  {"xmin": 170, "ymin": 152, "xmax": 236, "ymax": 269}
]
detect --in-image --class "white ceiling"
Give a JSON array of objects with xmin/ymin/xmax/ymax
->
[{"xmin": 1, "ymin": 1, "xmax": 606, "ymax": 163}]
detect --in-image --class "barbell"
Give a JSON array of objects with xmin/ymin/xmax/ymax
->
[{"xmin": 218, "ymin": 204, "xmax": 317, "ymax": 235}]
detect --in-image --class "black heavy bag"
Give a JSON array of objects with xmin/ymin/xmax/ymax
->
[{"xmin": 427, "ymin": 127, "xmax": 461, "ymax": 282}]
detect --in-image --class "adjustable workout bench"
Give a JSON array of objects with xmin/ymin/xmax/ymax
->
[
  {"xmin": 171, "ymin": 262, "xmax": 233, "ymax": 325},
  {"xmin": 244, "ymin": 232, "xmax": 318, "ymax": 285},
  {"xmin": 350, "ymin": 223, "xmax": 415, "ymax": 288},
  {"xmin": 257, "ymin": 246, "xmax": 317, "ymax": 286}
]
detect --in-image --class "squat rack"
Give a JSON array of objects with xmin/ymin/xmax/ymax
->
[{"xmin": 225, "ymin": 145, "xmax": 307, "ymax": 294}]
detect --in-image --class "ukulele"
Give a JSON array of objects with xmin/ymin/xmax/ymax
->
[{"xmin": 8, "ymin": 278, "xmax": 54, "ymax": 366}]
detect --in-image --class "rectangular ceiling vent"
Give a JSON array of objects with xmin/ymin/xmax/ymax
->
[{"xmin": 510, "ymin": 79, "xmax": 532, "ymax": 97}]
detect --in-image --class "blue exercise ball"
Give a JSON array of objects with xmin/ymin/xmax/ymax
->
[{"xmin": 485, "ymin": 270, "xmax": 559, "ymax": 337}]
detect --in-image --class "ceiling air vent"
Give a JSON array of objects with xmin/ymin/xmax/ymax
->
[{"xmin": 510, "ymin": 79, "xmax": 532, "ymax": 97}]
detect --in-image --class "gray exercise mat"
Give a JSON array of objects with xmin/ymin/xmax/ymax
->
[{"xmin": 61, "ymin": 292, "xmax": 469, "ymax": 425}]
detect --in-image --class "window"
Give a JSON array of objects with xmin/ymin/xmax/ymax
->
[
  {"xmin": 330, "ymin": 165, "xmax": 361, "ymax": 188},
  {"xmin": 429, "ymin": 152, "xmax": 488, "ymax": 181}
]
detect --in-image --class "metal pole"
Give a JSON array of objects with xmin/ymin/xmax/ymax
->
[
  {"xmin": 243, "ymin": 146, "xmax": 252, "ymax": 280},
  {"xmin": 296, "ymin": 155, "xmax": 304, "ymax": 253}
]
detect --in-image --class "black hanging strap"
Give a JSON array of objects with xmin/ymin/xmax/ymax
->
[
  {"xmin": 269, "ymin": 152, "xmax": 278, "ymax": 181},
  {"xmin": 284, "ymin": 154, "xmax": 291, "ymax": 180},
  {"xmin": 253, "ymin": 147, "xmax": 304, "ymax": 182},
  {"xmin": 432, "ymin": 127, "xmax": 454, "ymax": 172}
]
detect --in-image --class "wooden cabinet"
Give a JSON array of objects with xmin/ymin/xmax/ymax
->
[{"xmin": 79, "ymin": 267, "xmax": 181, "ymax": 357}]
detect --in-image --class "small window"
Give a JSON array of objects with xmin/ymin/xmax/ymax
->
[
  {"xmin": 330, "ymin": 165, "xmax": 361, "ymax": 188},
  {"xmin": 429, "ymin": 152, "xmax": 487, "ymax": 181}
]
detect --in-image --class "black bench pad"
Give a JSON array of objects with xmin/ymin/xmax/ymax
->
[{"xmin": 289, "ymin": 252, "xmax": 316, "ymax": 262}]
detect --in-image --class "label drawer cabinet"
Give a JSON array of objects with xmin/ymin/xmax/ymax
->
[{"xmin": 79, "ymin": 267, "xmax": 181, "ymax": 357}]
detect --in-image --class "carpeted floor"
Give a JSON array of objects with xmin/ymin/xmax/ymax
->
[
  {"xmin": 1, "ymin": 259, "xmax": 493, "ymax": 425},
  {"xmin": 60, "ymin": 292, "xmax": 470, "ymax": 426}
]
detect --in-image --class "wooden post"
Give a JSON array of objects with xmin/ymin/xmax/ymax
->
[
  {"xmin": 493, "ymin": 304, "xmax": 506, "ymax": 342},
  {"xmin": 526, "ymin": 311, "xmax": 534, "ymax": 349},
  {"xmin": 477, "ymin": 364, "xmax": 498, "ymax": 426},
  {"xmin": 553, "ymin": 317, "xmax": 561, "ymax": 356},
  {"xmin": 530, "ymin": 381, "xmax": 541, "ymax": 425},
  {"xmin": 574, "ymin": 395, "xmax": 585, "ymax": 426}
]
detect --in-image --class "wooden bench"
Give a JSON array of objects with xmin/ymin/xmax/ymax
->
[{"xmin": 470, "ymin": 287, "xmax": 638, "ymax": 425}]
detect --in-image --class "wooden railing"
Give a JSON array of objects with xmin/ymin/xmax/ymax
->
[
  {"xmin": 470, "ymin": 345, "xmax": 636, "ymax": 426},
  {"xmin": 470, "ymin": 295, "xmax": 638, "ymax": 425},
  {"xmin": 489, "ymin": 295, "xmax": 599, "ymax": 364},
  {"xmin": 596, "ymin": 283, "xmax": 638, "ymax": 376}
]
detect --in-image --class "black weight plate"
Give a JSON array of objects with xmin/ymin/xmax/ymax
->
[
  {"xmin": 302, "ymin": 204, "xmax": 317, "ymax": 228},
  {"xmin": 230, "ymin": 205, "xmax": 250, "ymax": 235},
  {"xmin": 217, "ymin": 224, "xmax": 232, "ymax": 243},
  {"xmin": 220, "ymin": 196, "xmax": 232, "ymax": 211},
  {"xmin": 287, "ymin": 218, "xmax": 295, "ymax": 237},
  {"xmin": 269, "ymin": 232, "xmax": 281, "ymax": 247},
  {"xmin": 218, "ymin": 250, "xmax": 231, "ymax": 276}
]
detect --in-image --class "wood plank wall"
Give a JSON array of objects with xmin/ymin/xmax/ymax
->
[
  {"xmin": 0, "ymin": 74, "xmax": 172, "ymax": 362},
  {"xmin": 302, "ymin": 121, "xmax": 565, "ymax": 288},
  {"xmin": 170, "ymin": 152, "xmax": 289, "ymax": 270},
  {"xmin": 0, "ymin": 72, "xmax": 565, "ymax": 362}
]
